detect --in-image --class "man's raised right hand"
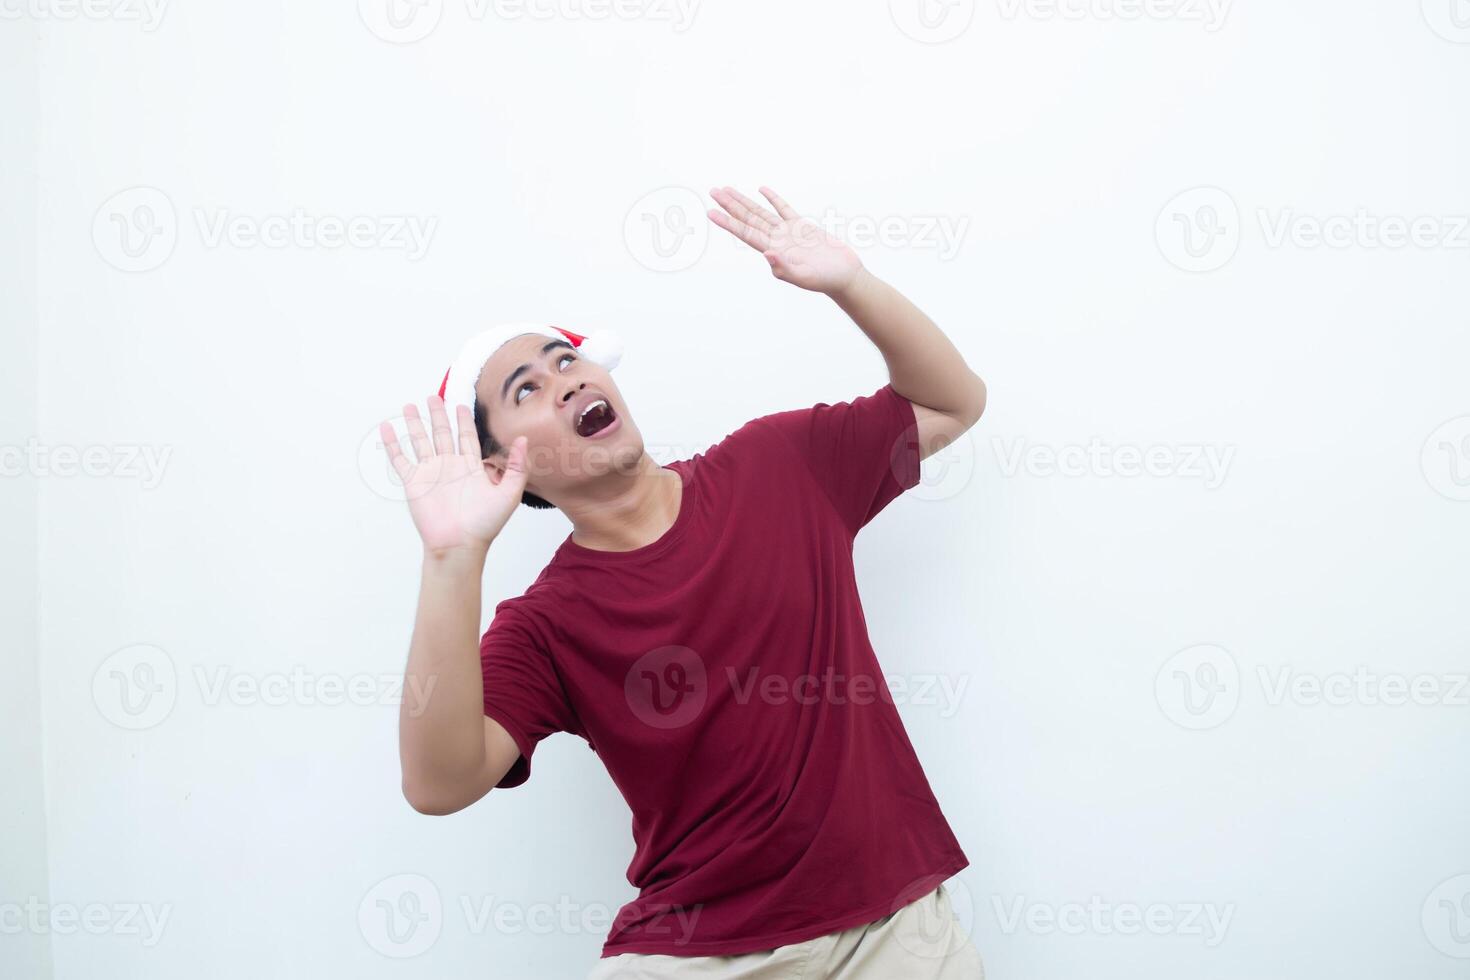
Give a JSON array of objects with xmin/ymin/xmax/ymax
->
[{"xmin": 379, "ymin": 395, "xmax": 530, "ymax": 557}]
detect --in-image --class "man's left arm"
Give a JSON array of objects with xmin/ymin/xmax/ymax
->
[
  {"xmin": 707, "ymin": 185, "xmax": 987, "ymax": 461},
  {"xmin": 827, "ymin": 266, "xmax": 987, "ymax": 461}
]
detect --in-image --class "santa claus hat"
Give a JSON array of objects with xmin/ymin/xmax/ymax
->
[{"xmin": 437, "ymin": 322, "xmax": 624, "ymax": 446}]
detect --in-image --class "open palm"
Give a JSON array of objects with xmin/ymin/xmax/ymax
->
[
  {"xmin": 380, "ymin": 396, "xmax": 529, "ymax": 556},
  {"xmin": 707, "ymin": 185, "xmax": 863, "ymax": 294}
]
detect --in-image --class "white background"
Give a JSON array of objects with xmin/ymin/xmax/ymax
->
[{"xmin": 4, "ymin": 1, "xmax": 1470, "ymax": 977}]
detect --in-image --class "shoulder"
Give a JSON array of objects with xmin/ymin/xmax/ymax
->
[
  {"xmin": 684, "ymin": 385, "xmax": 913, "ymax": 476},
  {"xmin": 749, "ymin": 383, "xmax": 913, "ymax": 449},
  {"xmin": 485, "ymin": 564, "xmax": 577, "ymax": 645}
]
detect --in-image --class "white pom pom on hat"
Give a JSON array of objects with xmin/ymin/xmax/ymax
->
[{"xmin": 436, "ymin": 322, "xmax": 624, "ymax": 445}]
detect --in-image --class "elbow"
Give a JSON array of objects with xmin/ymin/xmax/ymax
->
[
  {"xmin": 960, "ymin": 373, "xmax": 987, "ymax": 429},
  {"xmin": 402, "ymin": 777, "xmax": 464, "ymax": 817}
]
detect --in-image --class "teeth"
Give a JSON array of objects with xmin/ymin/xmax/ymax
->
[{"xmin": 578, "ymin": 399, "xmax": 608, "ymax": 422}]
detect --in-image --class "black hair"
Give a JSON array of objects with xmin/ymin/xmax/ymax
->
[{"xmin": 474, "ymin": 398, "xmax": 554, "ymax": 510}]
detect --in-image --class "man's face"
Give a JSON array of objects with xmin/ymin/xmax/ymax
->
[{"xmin": 473, "ymin": 333, "xmax": 642, "ymax": 499}]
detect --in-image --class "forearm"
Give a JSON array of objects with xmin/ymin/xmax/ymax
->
[
  {"xmin": 399, "ymin": 545, "xmax": 491, "ymax": 796},
  {"xmin": 829, "ymin": 267, "xmax": 986, "ymax": 422}
]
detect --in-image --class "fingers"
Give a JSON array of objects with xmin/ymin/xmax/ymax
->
[
  {"xmin": 724, "ymin": 186, "xmax": 781, "ymax": 228},
  {"xmin": 758, "ymin": 185, "xmax": 799, "ymax": 221},
  {"xmin": 456, "ymin": 403, "xmax": 480, "ymax": 457},
  {"xmin": 707, "ymin": 207, "xmax": 770, "ymax": 251},
  {"xmin": 426, "ymin": 395, "xmax": 455, "ymax": 455},
  {"xmin": 379, "ymin": 421, "xmax": 411, "ymax": 481},
  {"xmin": 403, "ymin": 403, "xmax": 432, "ymax": 460},
  {"xmin": 711, "ymin": 186, "xmax": 777, "ymax": 233}
]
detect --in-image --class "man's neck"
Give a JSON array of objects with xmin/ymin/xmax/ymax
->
[{"xmin": 561, "ymin": 455, "xmax": 683, "ymax": 553}]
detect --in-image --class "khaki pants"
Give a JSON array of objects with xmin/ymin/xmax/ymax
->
[{"xmin": 587, "ymin": 882, "xmax": 985, "ymax": 979}]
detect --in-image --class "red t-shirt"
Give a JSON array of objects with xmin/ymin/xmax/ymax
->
[{"xmin": 480, "ymin": 382, "xmax": 970, "ymax": 958}]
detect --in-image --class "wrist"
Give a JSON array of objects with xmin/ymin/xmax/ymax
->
[
  {"xmin": 422, "ymin": 542, "xmax": 490, "ymax": 573},
  {"xmin": 827, "ymin": 264, "xmax": 875, "ymax": 304}
]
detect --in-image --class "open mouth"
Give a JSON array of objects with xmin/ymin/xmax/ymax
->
[{"xmin": 575, "ymin": 398, "xmax": 620, "ymax": 438}]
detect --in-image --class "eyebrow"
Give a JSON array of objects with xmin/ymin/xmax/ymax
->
[{"xmin": 500, "ymin": 339, "xmax": 577, "ymax": 404}]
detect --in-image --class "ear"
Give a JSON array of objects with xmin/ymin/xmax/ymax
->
[{"xmin": 484, "ymin": 453, "xmax": 536, "ymax": 494}]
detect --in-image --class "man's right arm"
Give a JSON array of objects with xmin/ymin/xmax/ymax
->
[
  {"xmin": 398, "ymin": 544, "xmax": 521, "ymax": 816},
  {"xmin": 378, "ymin": 396, "xmax": 533, "ymax": 815}
]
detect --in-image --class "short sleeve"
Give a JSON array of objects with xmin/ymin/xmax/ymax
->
[
  {"xmin": 480, "ymin": 601, "xmax": 577, "ymax": 789},
  {"xmin": 757, "ymin": 383, "xmax": 922, "ymax": 536}
]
